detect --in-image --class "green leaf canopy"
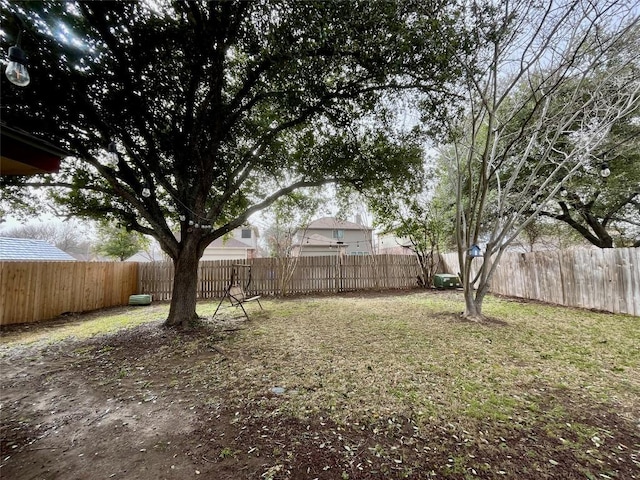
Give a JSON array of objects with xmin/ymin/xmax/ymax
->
[{"xmin": 1, "ymin": 0, "xmax": 466, "ymax": 325}]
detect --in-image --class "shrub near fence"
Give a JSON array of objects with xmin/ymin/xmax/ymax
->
[
  {"xmin": 0, "ymin": 261, "xmax": 139, "ymax": 326},
  {"xmin": 440, "ymin": 247, "xmax": 640, "ymax": 316},
  {"xmin": 138, "ymin": 255, "xmax": 423, "ymax": 300}
]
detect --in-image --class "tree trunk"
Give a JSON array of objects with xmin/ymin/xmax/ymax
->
[
  {"xmin": 461, "ymin": 255, "xmax": 489, "ymax": 322},
  {"xmin": 165, "ymin": 239, "xmax": 202, "ymax": 328},
  {"xmin": 463, "ymin": 286, "xmax": 486, "ymax": 321},
  {"xmin": 416, "ymin": 249, "xmax": 439, "ymax": 288}
]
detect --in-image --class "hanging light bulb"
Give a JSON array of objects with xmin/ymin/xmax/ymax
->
[
  {"xmin": 105, "ymin": 141, "xmax": 118, "ymax": 167},
  {"xmin": 5, "ymin": 32, "xmax": 30, "ymax": 87},
  {"xmin": 188, "ymin": 220, "xmax": 194, "ymax": 226},
  {"xmin": 560, "ymin": 187, "xmax": 568, "ymax": 197},
  {"xmin": 141, "ymin": 186, "xmax": 151, "ymax": 198},
  {"xmin": 179, "ymin": 215, "xmax": 186, "ymax": 222},
  {"xmin": 600, "ymin": 164, "xmax": 611, "ymax": 178}
]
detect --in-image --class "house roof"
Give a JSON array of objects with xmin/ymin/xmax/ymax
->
[
  {"xmin": 209, "ymin": 237, "xmax": 254, "ymax": 249},
  {"xmin": 0, "ymin": 237, "xmax": 76, "ymax": 261},
  {"xmin": 1, "ymin": 122, "xmax": 71, "ymax": 176},
  {"xmin": 306, "ymin": 216, "xmax": 371, "ymax": 231}
]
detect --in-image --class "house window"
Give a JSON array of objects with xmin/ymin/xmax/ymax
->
[
  {"xmin": 332, "ymin": 229, "xmax": 344, "ymax": 239},
  {"xmin": 241, "ymin": 229, "xmax": 252, "ymax": 239}
]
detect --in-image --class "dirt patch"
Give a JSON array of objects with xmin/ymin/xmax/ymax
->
[{"xmin": 1, "ymin": 300, "xmax": 638, "ymax": 479}]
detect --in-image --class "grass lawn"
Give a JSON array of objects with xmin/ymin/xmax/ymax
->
[{"xmin": 1, "ymin": 291, "xmax": 638, "ymax": 479}]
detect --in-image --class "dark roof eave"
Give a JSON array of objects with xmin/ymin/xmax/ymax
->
[{"xmin": 0, "ymin": 123, "xmax": 72, "ymax": 158}]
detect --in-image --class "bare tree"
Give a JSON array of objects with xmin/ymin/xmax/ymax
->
[
  {"xmin": 264, "ymin": 190, "xmax": 326, "ymax": 296},
  {"xmin": 0, "ymin": 220, "xmax": 93, "ymax": 255},
  {"xmin": 370, "ymin": 187, "xmax": 454, "ymax": 288},
  {"xmin": 441, "ymin": 0, "xmax": 640, "ymax": 320}
]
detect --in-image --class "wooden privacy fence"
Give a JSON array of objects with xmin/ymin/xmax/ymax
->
[
  {"xmin": 0, "ymin": 261, "xmax": 139, "ymax": 326},
  {"xmin": 5, "ymin": 248, "xmax": 634, "ymax": 326},
  {"xmin": 138, "ymin": 255, "xmax": 423, "ymax": 301},
  {"xmin": 440, "ymin": 248, "xmax": 640, "ymax": 316}
]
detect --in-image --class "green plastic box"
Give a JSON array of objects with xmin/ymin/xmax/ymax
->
[
  {"xmin": 129, "ymin": 294, "xmax": 152, "ymax": 306},
  {"xmin": 433, "ymin": 274, "xmax": 461, "ymax": 289}
]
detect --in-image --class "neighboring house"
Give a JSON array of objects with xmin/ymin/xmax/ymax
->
[
  {"xmin": 377, "ymin": 232, "xmax": 414, "ymax": 255},
  {"xmin": 291, "ymin": 217, "xmax": 373, "ymax": 257},
  {"xmin": 124, "ymin": 226, "xmax": 260, "ymax": 262},
  {"xmin": 0, "ymin": 237, "xmax": 76, "ymax": 261},
  {"xmin": 200, "ymin": 226, "xmax": 260, "ymax": 261},
  {"xmin": 125, "ymin": 239, "xmax": 168, "ymax": 262}
]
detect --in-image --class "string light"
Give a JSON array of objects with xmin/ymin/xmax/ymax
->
[
  {"xmin": 106, "ymin": 142, "xmax": 118, "ymax": 167},
  {"xmin": 600, "ymin": 163, "xmax": 611, "ymax": 178},
  {"xmin": 5, "ymin": 31, "xmax": 30, "ymax": 87},
  {"xmin": 560, "ymin": 187, "xmax": 568, "ymax": 197},
  {"xmin": 296, "ymin": 235, "xmax": 364, "ymax": 246},
  {"xmin": 103, "ymin": 143, "xmax": 222, "ymax": 230}
]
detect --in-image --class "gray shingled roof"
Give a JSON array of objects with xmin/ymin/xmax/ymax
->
[
  {"xmin": 307, "ymin": 216, "xmax": 371, "ymax": 230},
  {"xmin": 0, "ymin": 237, "xmax": 76, "ymax": 261},
  {"xmin": 209, "ymin": 237, "xmax": 253, "ymax": 248}
]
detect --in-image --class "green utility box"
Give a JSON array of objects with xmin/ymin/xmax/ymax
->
[
  {"xmin": 129, "ymin": 294, "xmax": 152, "ymax": 306},
  {"xmin": 433, "ymin": 274, "xmax": 461, "ymax": 289}
]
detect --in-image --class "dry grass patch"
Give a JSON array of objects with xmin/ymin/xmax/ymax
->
[
  {"xmin": 208, "ymin": 292, "xmax": 639, "ymax": 425},
  {"xmin": 2, "ymin": 291, "xmax": 638, "ymax": 479}
]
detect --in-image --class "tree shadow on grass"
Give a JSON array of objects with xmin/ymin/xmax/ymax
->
[{"xmin": 432, "ymin": 311, "xmax": 510, "ymax": 327}]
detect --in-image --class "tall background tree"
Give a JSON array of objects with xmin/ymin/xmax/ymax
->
[
  {"xmin": 1, "ymin": 1, "xmax": 467, "ymax": 327},
  {"xmin": 536, "ymin": 108, "xmax": 640, "ymax": 248},
  {"xmin": 513, "ymin": 216, "xmax": 588, "ymax": 252},
  {"xmin": 368, "ymin": 162, "xmax": 455, "ymax": 288},
  {"xmin": 263, "ymin": 189, "xmax": 326, "ymax": 296},
  {"xmin": 496, "ymin": 51, "xmax": 640, "ymax": 248},
  {"xmin": 437, "ymin": 0, "xmax": 640, "ymax": 320},
  {"xmin": 94, "ymin": 221, "xmax": 150, "ymax": 261}
]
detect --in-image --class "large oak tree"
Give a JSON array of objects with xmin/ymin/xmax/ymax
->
[{"xmin": 1, "ymin": 1, "xmax": 465, "ymax": 326}]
